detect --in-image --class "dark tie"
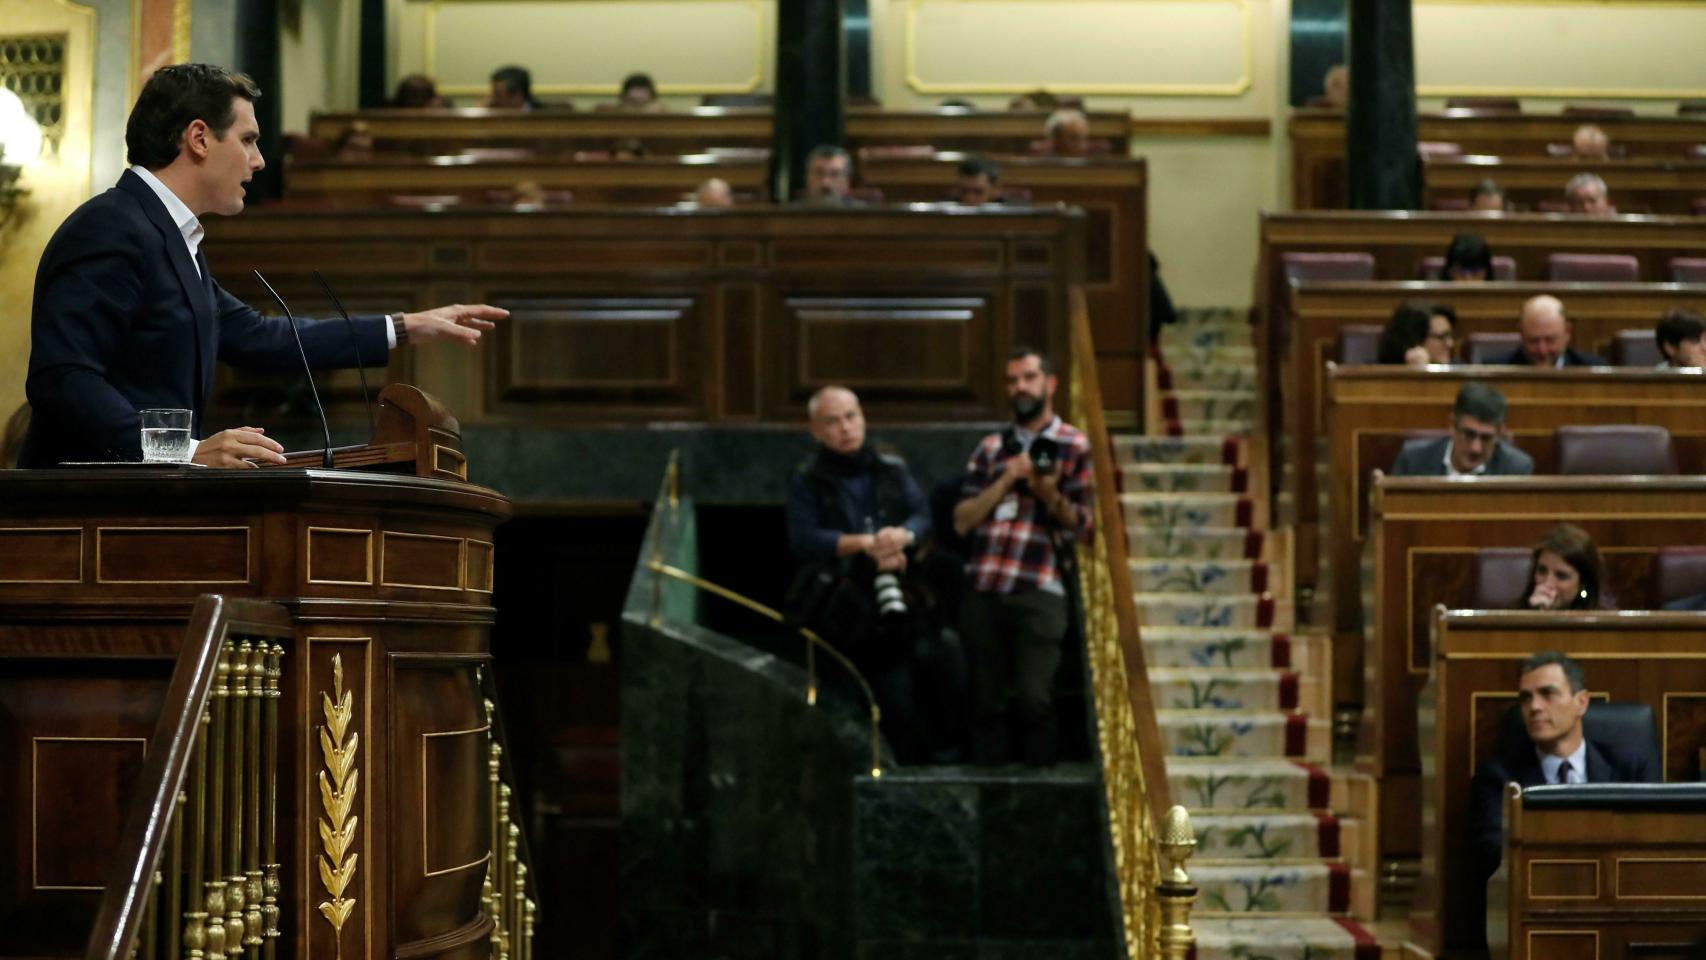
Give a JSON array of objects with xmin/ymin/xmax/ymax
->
[{"xmin": 1555, "ymin": 760, "xmax": 1573, "ymax": 785}]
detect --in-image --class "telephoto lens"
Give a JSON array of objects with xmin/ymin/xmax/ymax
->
[{"xmin": 872, "ymin": 572, "xmax": 908, "ymax": 617}]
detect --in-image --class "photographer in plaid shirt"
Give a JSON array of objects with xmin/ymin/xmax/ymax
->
[{"xmin": 952, "ymin": 347, "xmax": 1094, "ymax": 764}]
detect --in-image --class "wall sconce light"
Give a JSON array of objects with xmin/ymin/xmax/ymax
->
[{"xmin": 0, "ymin": 87, "xmax": 44, "ymax": 228}]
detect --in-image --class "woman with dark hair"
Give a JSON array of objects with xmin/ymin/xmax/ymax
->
[
  {"xmin": 1378, "ymin": 302, "xmax": 1457, "ymax": 365},
  {"xmin": 1440, "ymin": 233, "xmax": 1494, "ymax": 282},
  {"xmin": 1524, "ymin": 523, "xmax": 1607, "ymax": 610}
]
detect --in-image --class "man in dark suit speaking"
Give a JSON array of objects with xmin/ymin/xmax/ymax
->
[
  {"xmin": 1390, "ymin": 382, "xmax": 1535, "ymax": 477},
  {"xmin": 20, "ymin": 63, "xmax": 508, "ymax": 468}
]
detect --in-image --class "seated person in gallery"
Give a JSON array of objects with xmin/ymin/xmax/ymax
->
[
  {"xmin": 1391, "ymin": 382, "xmax": 1534, "ymax": 477},
  {"xmin": 389, "ymin": 74, "xmax": 447, "ymax": 109},
  {"xmin": 1307, "ymin": 64, "xmax": 1348, "ymax": 110},
  {"xmin": 1377, "ymin": 301, "xmax": 1457, "ymax": 366},
  {"xmin": 1655, "ymin": 308, "xmax": 1706, "ymax": 369},
  {"xmin": 1494, "ymin": 295, "xmax": 1608, "ymax": 367},
  {"xmin": 1521, "ymin": 523, "xmax": 1608, "ymax": 611},
  {"xmin": 783, "ymin": 386, "xmax": 966, "ymax": 762},
  {"xmin": 1468, "ymin": 180, "xmax": 1507, "ymax": 212},
  {"xmin": 612, "ymin": 72, "xmax": 664, "ymax": 113},
  {"xmin": 1572, "ymin": 123, "xmax": 1612, "ymax": 160},
  {"xmin": 1466, "ymin": 651, "xmax": 1654, "ymax": 940},
  {"xmin": 953, "ymin": 156, "xmax": 1003, "ymax": 206},
  {"xmin": 691, "ymin": 177, "xmax": 734, "ymax": 208},
  {"xmin": 487, "ymin": 65, "xmax": 544, "ymax": 111},
  {"xmin": 797, "ymin": 144, "xmax": 858, "ymax": 205},
  {"xmin": 1438, "ymin": 232, "xmax": 1495, "ymax": 281},
  {"xmin": 1565, "ymin": 172, "xmax": 1615, "ymax": 215},
  {"xmin": 1035, "ymin": 108, "xmax": 1108, "ymax": 157}
]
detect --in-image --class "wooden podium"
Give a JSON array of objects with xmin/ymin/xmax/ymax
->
[{"xmin": 0, "ymin": 387, "xmax": 524, "ymax": 959}]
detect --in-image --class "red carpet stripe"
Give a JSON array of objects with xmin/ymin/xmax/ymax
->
[
  {"xmin": 1244, "ymin": 529, "xmax": 1265, "ymax": 559},
  {"xmin": 1315, "ymin": 812, "xmax": 1341, "ymax": 857},
  {"xmin": 1270, "ymin": 633, "xmax": 1291, "ymax": 668},
  {"xmin": 1235, "ymin": 497, "xmax": 1253, "ymax": 528},
  {"xmin": 1220, "ymin": 435, "xmax": 1240, "ymax": 465},
  {"xmin": 1256, "ymin": 593, "xmax": 1274, "ymax": 628},
  {"xmin": 1297, "ymin": 761, "xmax": 1331, "ymax": 808},
  {"xmin": 1278, "ymin": 670, "xmax": 1299, "ymax": 710},
  {"xmin": 1328, "ymin": 863, "xmax": 1351, "ymax": 913},
  {"xmin": 1333, "ymin": 917, "xmax": 1382, "ymax": 960},
  {"xmin": 1284, "ymin": 713, "xmax": 1308, "ymax": 756},
  {"xmin": 1230, "ymin": 466, "xmax": 1249, "ymax": 493},
  {"xmin": 1250, "ymin": 561, "xmax": 1269, "ymax": 594}
]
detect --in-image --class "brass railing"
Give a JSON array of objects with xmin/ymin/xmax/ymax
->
[
  {"xmin": 638, "ymin": 450, "xmax": 886, "ymax": 775},
  {"xmin": 1066, "ymin": 287, "xmax": 1197, "ymax": 958},
  {"xmin": 479, "ymin": 689, "xmax": 537, "ymax": 960},
  {"xmin": 85, "ymin": 595, "xmax": 292, "ymax": 960}
]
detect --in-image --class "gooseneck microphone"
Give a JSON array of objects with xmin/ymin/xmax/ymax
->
[
  {"xmin": 312, "ymin": 270, "xmax": 377, "ymax": 441},
  {"xmin": 253, "ymin": 270, "xmax": 335, "ymax": 468}
]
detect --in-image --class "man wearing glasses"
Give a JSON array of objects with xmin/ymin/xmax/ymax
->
[{"xmin": 1390, "ymin": 382, "xmax": 1535, "ymax": 477}]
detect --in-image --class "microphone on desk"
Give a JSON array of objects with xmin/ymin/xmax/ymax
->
[
  {"xmin": 312, "ymin": 270, "xmax": 377, "ymax": 442},
  {"xmin": 253, "ymin": 270, "xmax": 336, "ymax": 469}
]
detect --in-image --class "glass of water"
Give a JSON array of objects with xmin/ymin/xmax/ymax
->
[{"xmin": 139, "ymin": 408, "xmax": 193, "ymax": 463}]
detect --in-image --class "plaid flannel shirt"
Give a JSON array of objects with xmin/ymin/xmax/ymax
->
[{"xmin": 960, "ymin": 417, "xmax": 1095, "ymax": 594}]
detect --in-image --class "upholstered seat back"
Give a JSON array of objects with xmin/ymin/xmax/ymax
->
[{"xmin": 1554, "ymin": 425, "xmax": 1678, "ymax": 475}]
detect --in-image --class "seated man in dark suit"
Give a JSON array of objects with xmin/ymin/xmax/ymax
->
[
  {"xmin": 1494, "ymin": 295, "xmax": 1608, "ymax": 367},
  {"xmin": 22, "ymin": 63, "xmax": 506, "ymax": 468},
  {"xmin": 1390, "ymin": 382, "xmax": 1535, "ymax": 477},
  {"xmin": 1466, "ymin": 652, "xmax": 1654, "ymax": 938}
]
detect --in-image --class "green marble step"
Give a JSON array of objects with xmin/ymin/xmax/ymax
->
[
  {"xmin": 1134, "ymin": 593, "xmax": 1292, "ymax": 630},
  {"xmin": 1165, "ymin": 391, "xmax": 1259, "ymax": 425},
  {"xmin": 1123, "ymin": 463, "xmax": 1244, "ymax": 494},
  {"xmin": 1149, "ymin": 668, "xmax": 1319, "ymax": 715},
  {"xmin": 1192, "ymin": 864, "xmax": 1370, "ymax": 917},
  {"xmin": 1193, "ymin": 812, "xmax": 1357, "ymax": 863},
  {"xmin": 1156, "ymin": 712, "xmax": 1327, "ymax": 761},
  {"xmin": 1127, "ymin": 525, "xmax": 1262, "ymax": 562},
  {"xmin": 1121, "ymin": 492, "xmax": 1251, "ymax": 530},
  {"xmin": 1160, "ymin": 344, "xmax": 1257, "ymax": 366},
  {"xmin": 1113, "ymin": 434, "xmax": 1244, "ymax": 467},
  {"xmin": 1158, "ymin": 320, "xmax": 1255, "ymax": 351},
  {"xmin": 1129, "ymin": 559, "xmax": 1270, "ymax": 596},
  {"xmin": 1194, "ymin": 917, "xmax": 1385, "ymax": 960}
]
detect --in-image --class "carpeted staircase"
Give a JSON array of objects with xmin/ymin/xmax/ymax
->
[{"xmin": 1118, "ymin": 311, "xmax": 1392, "ymax": 960}]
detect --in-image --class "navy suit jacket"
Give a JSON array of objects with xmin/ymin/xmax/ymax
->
[
  {"xmin": 20, "ymin": 170, "xmax": 390, "ymax": 466},
  {"xmin": 1491, "ymin": 344, "xmax": 1609, "ymax": 367}
]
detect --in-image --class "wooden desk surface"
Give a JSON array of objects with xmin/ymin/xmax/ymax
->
[
  {"xmin": 1290, "ymin": 108, "xmax": 1706, "ymax": 209},
  {"xmin": 307, "ymin": 107, "xmax": 1135, "ymax": 155},
  {"xmin": 201, "ymin": 205, "xmax": 1087, "ymax": 429},
  {"xmin": 860, "ymin": 153, "xmax": 1149, "ymax": 415},
  {"xmin": 1416, "ymin": 610, "xmax": 1706, "ymax": 956},
  {"xmin": 1423, "ymin": 155, "xmax": 1706, "ymax": 215},
  {"xmin": 281, "ymin": 152, "xmax": 772, "ymax": 205}
]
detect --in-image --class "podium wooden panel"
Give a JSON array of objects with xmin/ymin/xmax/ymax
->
[{"xmin": 0, "ymin": 439, "xmax": 513, "ymax": 958}]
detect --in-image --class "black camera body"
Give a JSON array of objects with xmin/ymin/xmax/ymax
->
[{"xmin": 1000, "ymin": 431, "xmax": 1061, "ymax": 491}]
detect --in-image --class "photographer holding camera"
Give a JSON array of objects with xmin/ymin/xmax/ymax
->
[
  {"xmin": 785, "ymin": 386, "xmax": 964, "ymax": 763},
  {"xmin": 953, "ymin": 347, "xmax": 1094, "ymax": 765}
]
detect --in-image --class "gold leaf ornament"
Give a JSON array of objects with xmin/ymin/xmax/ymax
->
[{"xmin": 315, "ymin": 654, "xmax": 359, "ymax": 956}]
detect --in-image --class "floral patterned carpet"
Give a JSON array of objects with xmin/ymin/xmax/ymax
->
[{"xmin": 1129, "ymin": 314, "xmax": 1386, "ymax": 959}]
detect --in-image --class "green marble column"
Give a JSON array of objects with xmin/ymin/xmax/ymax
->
[
  {"xmin": 1346, "ymin": 0, "xmax": 1419, "ymax": 210},
  {"xmin": 771, "ymin": 0, "xmax": 846, "ymax": 203}
]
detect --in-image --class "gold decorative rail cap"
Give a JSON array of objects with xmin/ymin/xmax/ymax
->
[{"xmin": 1160, "ymin": 805, "xmax": 1196, "ymax": 887}]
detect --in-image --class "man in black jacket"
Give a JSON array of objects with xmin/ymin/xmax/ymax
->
[
  {"xmin": 1492, "ymin": 295, "xmax": 1607, "ymax": 367},
  {"xmin": 1465, "ymin": 651, "xmax": 1653, "ymax": 942},
  {"xmin": 785, "ymin": 386, "xmax": 963, "ymax": 761}
]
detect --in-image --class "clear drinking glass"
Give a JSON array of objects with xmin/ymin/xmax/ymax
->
[{"xmin": 139, "ymin": 408, "xmax": 193, "ymax": 463}]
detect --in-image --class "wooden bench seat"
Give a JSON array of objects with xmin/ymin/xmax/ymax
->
[
  {"xmin": 280, "ymin": 153, "xmax": 771, "ymax": 206},
  {"xmin": 1423, "ymin": 155, "xmax": 1706, "ymax": 216}
]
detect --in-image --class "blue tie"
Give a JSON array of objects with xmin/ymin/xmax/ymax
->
[{"xmin": 1555, "ymin": 760, "xmax": 1573, "ymax": 785}]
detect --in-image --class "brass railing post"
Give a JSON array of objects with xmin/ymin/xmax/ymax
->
[
  {"xmin": 1155, "ymin": 805, "xmax": 1198, "ymax": 960},
  {"xmin": 205, "ymin": 642, "xmax": 230, "ymax": 960},
  {"xmin": 225, "ymin": 641, "xmax": 248, "ymax": 951},
  {"xmin": 262, "ymin": 641, "xmax": 282, "ymax": 956}
]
